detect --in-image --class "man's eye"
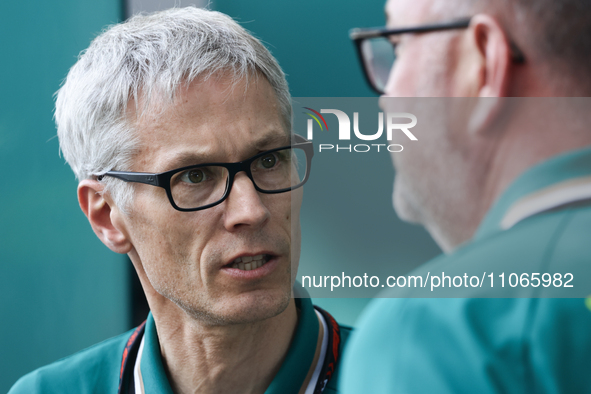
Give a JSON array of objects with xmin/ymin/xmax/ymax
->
[
  {"xmin": 259, "ymin": 153, "xmax": 278, "ymax": 169},
  {"xmin": 181, "ymin": 169, "xmax": 206, "ymax": 183}
]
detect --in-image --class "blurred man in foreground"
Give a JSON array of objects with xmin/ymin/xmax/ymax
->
[
  {"xmin": 343, "ymin": 0, "xmax": 591, "ymax": 391},
  {"xmin": 10, "ymin": 7, "xmax": 350, "ymax": 394}
]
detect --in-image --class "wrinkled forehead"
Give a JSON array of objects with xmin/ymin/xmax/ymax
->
[
  {"xmin": 126, "ymin": 72, "xmax": 289, "ymax": 147},
  {"xmin": 126, "ymin": 72, "xmax": 289, "ymax": 171},
  {"xmin": 385, "ymin": 0, "xmax": 436, "ymax": 27}
]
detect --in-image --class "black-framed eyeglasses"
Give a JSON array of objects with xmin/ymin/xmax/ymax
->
[
  {"xmin": 349, "ymin": 17, "xmax": 525, "ymax": 95},
  {"xmin": 98, "ymin": 134, "xmax": 314, "ymax": 212}
]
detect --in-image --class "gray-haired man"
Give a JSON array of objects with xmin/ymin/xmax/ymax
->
[{"xmin": 10, "ymin": 7, "xmax": 349, "ymax": 394}]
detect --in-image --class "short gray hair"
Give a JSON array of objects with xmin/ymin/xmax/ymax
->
[
  {"xmin": 55, "ymin": 7, "xmax": 292, "ymax": 211},
  {"xmin": 429, "ymin": 0, "xmax": 591, "ymax": 92}
]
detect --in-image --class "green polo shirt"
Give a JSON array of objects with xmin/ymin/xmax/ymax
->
[
  {"xmin": 10, "ymin": 297, "xmax": 351, "ymax": 393},
  {"xmin": 341, "ymin": 146, "xmax": 591, "ymax": 393}
]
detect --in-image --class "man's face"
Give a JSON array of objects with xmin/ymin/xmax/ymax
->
[
  {"xmin": 383, "ymin": 0, "xmax": 461, "ymax": 97},
  {"xmin": 120, "ymin": 74, "xmax": 301, "ymax": 325},
  {"xmin": 382, "ymin": 0, "xmax": 480, "ymax": 249}
]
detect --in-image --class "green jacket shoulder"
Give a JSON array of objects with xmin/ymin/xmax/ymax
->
[{"xmin": 9, "ymin": 329, "xmax": 133, "ymax": 394}]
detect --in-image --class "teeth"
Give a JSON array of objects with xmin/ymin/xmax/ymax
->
[
  {"xmin": 230, "ymin": 255, "xmax": 268, "ymax": 271},
  {"xmin": 233, "ymin": 254, "xmax": 265, "ymax": 263}
]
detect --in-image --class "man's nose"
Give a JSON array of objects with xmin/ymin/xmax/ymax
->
[{"xmin": 222, "ymin": 171, "xmax": 270, "ymax": 231}]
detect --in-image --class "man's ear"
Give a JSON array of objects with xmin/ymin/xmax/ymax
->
[
  {"xmin": 462, "ymin": 14, "xmax": 514, "ymax": 134},
  {"xmin": 78, "ymin": 179, "xmax": 132, "ymax": 254},
  {"xmin": 469, "ymin": 14, "xmax": 513, "ymax": 98}
]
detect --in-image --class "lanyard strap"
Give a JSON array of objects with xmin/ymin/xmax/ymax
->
[
  {"xmin": 312, "ymin": 306, "xmax": 342, "ymax": 394},
  {"xmin": 118, "ymin": 321, "xmax": 146, "ymax": 394}
]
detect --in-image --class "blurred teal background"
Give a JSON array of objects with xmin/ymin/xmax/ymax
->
[
  {"xmin": 0, "ymin": 0, "xmax": 440, "ymax": 391},
  {"xmin": 0, "ymin": 1, "xmax": 127, "ymax": 391}
]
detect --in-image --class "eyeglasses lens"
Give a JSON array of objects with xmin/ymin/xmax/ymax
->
[
  {"xmin": 169, "ymin": 147, "xmax": 308, "ymax": 209},
  {"xmin": 361, "ymin": 37, "xmax": 396, "ymax": 94},
  {"xmin": 251, "ymin": 147, "xmax": 308, "ymax": 191},
  {"xmin": 170, "ymin": 166, "xmax": 229, "ymax": 209}
]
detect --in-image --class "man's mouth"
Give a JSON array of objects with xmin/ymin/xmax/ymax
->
[{"xmin": 229, "ymin": 254, "xmax": 270, "ymax": 271}]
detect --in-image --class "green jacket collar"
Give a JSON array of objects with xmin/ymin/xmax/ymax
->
[
  {"xmin": 474, "ymin": 145, "xmax": 591, "ymax": 241},
  {"xmin": 140, "ymin": 296, "xmax": 318, "ymax": 393}
]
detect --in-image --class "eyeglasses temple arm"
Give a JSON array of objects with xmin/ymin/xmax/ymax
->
[
  {"xmin": 349, "ymin": 18, "xmax": 472, "ymax": 40},
  {"xmin": 100, "ymin": 171, "xmax": 160, "ymax": 186}
]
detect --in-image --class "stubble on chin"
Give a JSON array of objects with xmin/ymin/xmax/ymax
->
[
  {"xmin": 392, "ymin": 172, "xmax": 454, "ymax": 252},
  {"xmin": 160, "ymin": 234, "xmax": 294, "ymax": 327},
  {"xmin": 392, "ymin": 172, "xmax": 427, "ymax": 225}
]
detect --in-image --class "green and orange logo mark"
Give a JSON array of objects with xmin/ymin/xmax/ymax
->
[{"xmin": 303, "ymin": 107, "xmax": 329, "ymax": 131}]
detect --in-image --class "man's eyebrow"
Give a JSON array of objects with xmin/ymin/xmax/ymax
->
[
  {"xmin": 161, "ymin": 131, "xmax": 289, "ymax": 171},
  {"xmin": 252, "ymin": 132, "xmax": 290, "ymax": 151},
  {"xmin": 164, "ymin": 151, "xmax": 211, "ymax": 170}
]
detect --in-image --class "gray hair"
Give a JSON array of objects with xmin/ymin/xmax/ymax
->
[
  {"xmin": 55, "ymin": 7, "xmax": 292, "ymax": 211},
  {"xmin": 429, "ymin": 0, "xmax": 591, "ymax": 92}
]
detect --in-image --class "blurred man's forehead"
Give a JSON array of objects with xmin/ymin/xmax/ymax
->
[{"xmin": 385, "ymin": 0, "xmax": 434, "ymax": 27}]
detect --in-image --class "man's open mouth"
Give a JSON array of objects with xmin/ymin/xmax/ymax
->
[{"xmin": 229, "ymin": 254, "xmax": 271, "ymax": 271}]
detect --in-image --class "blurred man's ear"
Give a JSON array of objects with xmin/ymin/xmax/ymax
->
[
  {"xmin": 469, "ymin": 14, "xmax": 513, "ymax": 97},
  {"xmin": 460, "ymin": 14, "xmax": 514, "ymax": 134},
  {"xmin": 78, "ymin": 180, "xmax": 132, "ymax": 254}
]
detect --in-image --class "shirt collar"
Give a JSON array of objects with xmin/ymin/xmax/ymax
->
[
  {"xmin": 474, "ymin": 145, "xmax": 591, "ymax": 241},
  {"xmin": 139, "ymin": 296, "xmax": 319, "ymax": 394},
  {"xmin": 265, "ymin": 295, "xmax": 319, "ymax": 394},
  {"xmin": 139, "ymin": 313, "xmax": 174, "ymax": 394}
]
